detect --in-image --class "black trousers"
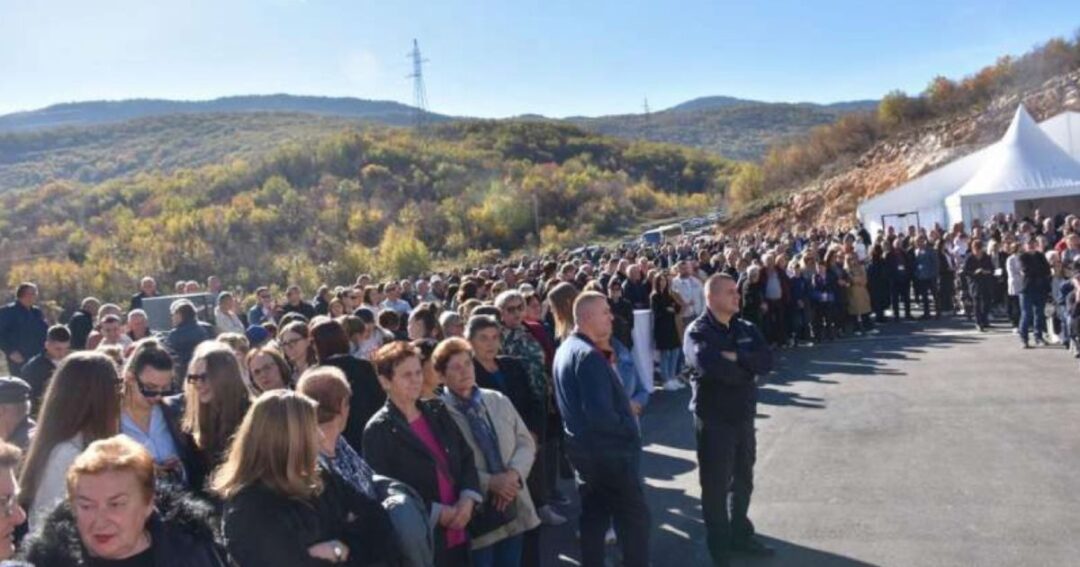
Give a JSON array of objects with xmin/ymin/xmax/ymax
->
[
  {"xmin": 570, "ymin": 451, "xmax": 650, "ymax": 567},
  {"xmin": 914, "ymin": 278, "xmax": 938, "ymax": 317},
  {"xmin": 696, "ymin": 417, "xmax": 756, "ymax": 565},
  {"xmin": 890, "ymin": 277, "xmax": 912, "ymax": 319}
]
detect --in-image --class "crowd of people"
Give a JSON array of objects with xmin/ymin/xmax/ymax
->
[{"xmin": 0, "ymin": 208, "xmax": 1074, "ymax": 567}]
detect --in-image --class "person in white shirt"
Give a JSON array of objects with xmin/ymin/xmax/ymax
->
[
  {"xmin": 672, "ymin": 260, "xmax": 706, "ymax": 326},
  {"xmin": 214, "ymin": 292, "xmax": 246, "ymax": 336}
]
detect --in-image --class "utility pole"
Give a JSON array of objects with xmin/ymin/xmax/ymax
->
[
  {"xmin": 642, "ymin": 96, "xmax": 652, "ymax": 139},
  {"xmin": 406, "ymin": 39, "xmax": 430, "ymax": 132}
]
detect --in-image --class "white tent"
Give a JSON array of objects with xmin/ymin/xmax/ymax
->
[
  {"xmin": 944, "ymin": 106, "xmax": 1080, "ymax": 226},
  {"xmin": 858, "ymin": 107, "xmax": 1080, "ymax": 234}
]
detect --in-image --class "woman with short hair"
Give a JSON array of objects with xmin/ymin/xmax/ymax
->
[
  {"xmin": 215, "ymin": 390, "xmax": 397, "ymax": 567},
  {"xmin": 298, "ymin": 367, "xmax": 435, "ymax": 567},
  {"xmin": 310, "ymin": 318, "xmax": 384, "ymax": 451},
  {"xmin": 20, "ymin": 352, "xmax": 122, "ymax": 529},
  {"xmin": 434, "ymin": 338, "xmax": 540, "ymax": 567},
  {"xmin": 20, "ymin": 435, "xmax": 227, "ymax": 566},
  {"xmin": 363, "ymin": 342, "xmax": 481, "ymax": 567}
]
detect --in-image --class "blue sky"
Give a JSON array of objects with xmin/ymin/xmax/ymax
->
[{"xmin": 1, "ymin": 0, "xmax": 1077, "ymax": 118}]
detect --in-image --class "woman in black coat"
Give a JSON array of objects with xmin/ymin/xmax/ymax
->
[
  {"xmin": 216, "ymin": 391, "xmax": 397, "ymax": 567},
  {"xmin": 651, "ymin": 273, "xmax": 683, "ymax": 388},
  {"xmin": 310, "ymin": 319, "xmax": 386, "ymax": 451},
  {"xmin": 866, "ymin": 244, "xmax": 891, "ymax": 323},
  {"xmin": 363, "ymin": 342, "xmax": 481, "ymax": 567}
]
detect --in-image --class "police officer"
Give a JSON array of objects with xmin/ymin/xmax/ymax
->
[
  {"xmin": 684, "ymin": 273, "xmax": 774, "ymax": 567},
  {"xmin": 0, "ymin": 377, "xmax": 33, "ymax": 451}
]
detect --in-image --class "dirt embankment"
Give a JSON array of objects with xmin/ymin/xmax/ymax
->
[{"xmin": 725, "ymin": 71, "xmax": 1080, "ymax": 235}]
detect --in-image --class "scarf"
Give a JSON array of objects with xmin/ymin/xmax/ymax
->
[{"xmin": 448, "ymin": 388, "xmax": 506, "ymax": 475}]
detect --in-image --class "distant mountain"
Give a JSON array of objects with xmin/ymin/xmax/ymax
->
[
  {"xmin": 665, "ymin": 95, "xmax": 762, "ymax": 112},
  {"xmin": 567, "ymin": 98, "xmax": 879, "ymax": 161},
  {"xmin": 0, "ymin": 93, "xmax": 877, "ymax": 192},
  {"xmin": 0, "ymin": 94, "xmax": 452, "ymax": 133}
]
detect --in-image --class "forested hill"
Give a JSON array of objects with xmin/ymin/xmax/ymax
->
[
  {"xmin": 0, "ymin": 94, "xmax": 877, "ymax": 193},
  {"xmin": 0, "ymin": 120, "xmax": 736, "ymax": 313},
  {"xmin": 0, "ymin": 112, "xmax": 376, "ymax": 192},
  {"xmin": 567, "ymin": 99, "xmax": 878, "ymax": 161},
  {"xmin": 0, "ymin": 94, "xmax": 451, "ymax": 133}
]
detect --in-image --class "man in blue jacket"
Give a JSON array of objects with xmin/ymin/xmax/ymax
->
[
  {"xmin": 0, "ymin": 283, "xmax": 48, "ymax": 377},
  {"xmin": 554, "ymin": 291, "xmax": 649, "ymax": 567},
  {"xmin": 684, "ymin": 274, "xmax": 774, "ymax": 567}
]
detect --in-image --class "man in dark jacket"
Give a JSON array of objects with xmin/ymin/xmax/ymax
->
[
  {"xmin": 913, "ymin": 236, "xmax": 940, "ymax": 319},
  {"xmin": 621, "ymin": 265, "xmax": 651, "ymax": 309},
  {"xmin": 684, "ymin": 273, "xmax": 774, "ymax": 567},
  {"xmin": 164, "ymin": 300, "xmax": 210, "ymax": 379},
  {"xmin": 1018, "ymin": 238, "xmax": 1052, "ymax": 347},
  {"xmin": 885, "ymin": 240, "xmax": 913, "ymax": 320},
  {"xmin": 553, "ymin": 292, "xmax": 649, "ymax": 567},
  {"xmin": 66, "ymin": 297, "xmax": 99, "ymax": 351},
  {"xmin": 962, "ymin": 239, "xmax": 996, "ymax": 332},
  {"xmin": 0, "ymin": 283, "xmax": 48, "ymax": 377},
  {"xmin": 281, "ymin": 285, "xmax": 317, "ymax": 320},
  {"xmin": 20, "ymin": 325, "xmax": 70, "ymax": 415},
  {"xmin": 129, "ymin": 276, "xmax": 158, "ymax": 311}
]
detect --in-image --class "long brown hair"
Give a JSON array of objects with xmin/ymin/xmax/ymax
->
[
  {"xmin": 19, "ymin": 352, "xmax": 122, "ymax": 508},
  {"xmin": 548, "ymin": 282, "xmax": 579, "ymax": 341},
  {"xmin": 211, "ymin": 390, "xmax": 322, "ymax": 501},
  {"xmin": 182, "ymin": 342, "xmax": 251, "ymax": 463}
]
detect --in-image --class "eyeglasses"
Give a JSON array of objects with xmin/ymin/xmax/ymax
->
[
  {"xmin": 0, "ymin": 494, "xmax": 18, "ymax": 519},
  {"xmin": 186, "ymin": 373, "xmax": 208, "ymax": 384},
  {"xmin": 503, "ymin": 303, "xmax": 524, "ymax": 314},
  {"xmin": 135, "ymin": 374, "xmax": 177, "ymax": 399},
  {"xmin": 250, "ymin": 364, "xmax": 277, "ymax": 378},
  {"xmin": 280, "ymin": 337, "xmax": 303, "ymax": 349}
]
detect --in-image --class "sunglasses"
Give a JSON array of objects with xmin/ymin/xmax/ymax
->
[
  {"xmin": 136, "ymin": 374, "xmax": 178, "ymax": 399},
  {"xmin": 186, "ymin": 373, "xmax": 208, "ymax": 384}
]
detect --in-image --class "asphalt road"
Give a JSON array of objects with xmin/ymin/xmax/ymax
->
[{"xmin": 539, "ymin": 317, "xmax": 1080, "ymax": 567}]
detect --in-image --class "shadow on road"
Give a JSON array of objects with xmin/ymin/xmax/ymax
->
[{"xmin": 540, "ymin": 319, "xmax": 981, "ymax": 566}]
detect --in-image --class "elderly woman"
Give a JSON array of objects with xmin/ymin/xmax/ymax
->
[
  {"xmin": 433, "ymin": 338, "xmax": 539, "ymax": 567},
  {"xmin": 363, "ymin": 342, "xmax": 481, "ymax": 567},
  {"xmin": 215, "ymin": 391, "xmax": 397, "ymax": 567},
  {"xmin": 20, "ymin": 435, "xmax": 226, "ymax": 566},
  {"xmin": 298, "ymin": 366, "xmax": 435, "ymax": 567},
  {"xmin": 310, "ymin": 318, "xmax": 384, "ymax": 452}
]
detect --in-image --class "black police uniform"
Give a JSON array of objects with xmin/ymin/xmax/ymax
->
[{"xmin": 683, "ymin": 309, "xmax": 773, "ymax": 566}]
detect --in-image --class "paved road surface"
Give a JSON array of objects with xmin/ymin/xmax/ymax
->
[{"xmin": 539, "ymin": 318, "xmax": 1080, "ymax": 566}]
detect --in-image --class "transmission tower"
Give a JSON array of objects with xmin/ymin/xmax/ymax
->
[{"xmin": 407, "ymin": 39, "xmax": 430, "ymax": 131}]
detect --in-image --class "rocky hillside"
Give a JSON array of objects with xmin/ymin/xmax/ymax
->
[{"xmin": 725, "ymin": 69, "xmax": 1080, "ymax": 235}]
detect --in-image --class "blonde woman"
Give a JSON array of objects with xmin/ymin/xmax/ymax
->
[{"xmin": 215, "ymin": 390, "xmax": 396, "ymax": 567}]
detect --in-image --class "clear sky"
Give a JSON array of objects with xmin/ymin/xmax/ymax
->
[{"xmin": 2, "ymin": 0, "xmax": 1078, "ymax": 118}]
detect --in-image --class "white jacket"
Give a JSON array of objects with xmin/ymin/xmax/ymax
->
[{"xmin": 1006, "ymin": 254, "xmax": 1025, "ymax": 296}]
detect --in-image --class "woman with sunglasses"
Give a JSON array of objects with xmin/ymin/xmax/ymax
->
[
  {"xmin": 120, "ymin": 339, "xmax": 196, "ymax": 489},
  {"xmin": 179, "ymin": 341, "xmax": 251, "ymax": 494}
]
